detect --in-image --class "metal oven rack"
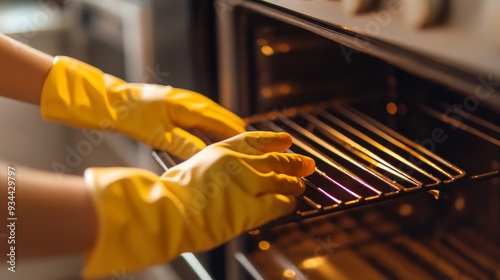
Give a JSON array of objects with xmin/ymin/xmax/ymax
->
[
  {"xmin": 152, "ymin": 97, "xmax": 500, "ymax": 225},
  {"xmin": 246, "ymin": 98, "xmax": 499, "ymax": 223}
]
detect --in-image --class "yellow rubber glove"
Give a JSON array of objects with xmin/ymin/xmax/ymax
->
[
  {"xmin": 40, "ymin": 56, "xmax": 246, "ymax": 159},
  {"xmin": 82, "ymin": 131, "xmax": 315, "ymax": 279}
]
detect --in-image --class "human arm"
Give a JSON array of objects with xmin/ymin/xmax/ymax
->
[
  {"xmin": 0, "ymin": 33, "xmax": 53, "ymax": 105},
  {"xmin": 0, "ymin": 161, "xmax": 97, "ymax": 260},
  {"xmin": 0, "ymin": 34, "xmax": 245, "ymax": 158}
]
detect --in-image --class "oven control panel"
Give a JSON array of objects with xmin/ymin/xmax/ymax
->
[{"xmin": 259, "ymin": 0, "xmax": 500, "ymax": 79}]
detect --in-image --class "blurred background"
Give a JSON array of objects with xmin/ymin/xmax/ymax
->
[{"xmin": 0, "ymin": 0, "xmax": 218, "ymax": 279}]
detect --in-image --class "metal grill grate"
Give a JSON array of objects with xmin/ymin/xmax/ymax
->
[
  {"xmin": 242, "ymin": 99, "xmax": 499, "ymax": 222},
  {"xmin": 152, "ymin": 98, "xmax": 499, "ymax": 224}
]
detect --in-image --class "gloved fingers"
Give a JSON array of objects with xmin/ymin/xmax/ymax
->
[
  {"xmin": 167, "ymin": 88, "xmax": 246, "ymax": 139},
  {"xmin": 251, "ymin": 194, "xmax": 296, "ymax": 227},
  {"xmin": 244, "ymin": 152, "xmax": 315, "ymax": 178},
  {"xmin": 234, "ymin": 163, "xmax": 306, "ymax": 196},
  {"xmin": 103, "ymin": 73, "xmax": 126, "ymax": 90},
  {"xmin": 155, "ymin": 127, "xmax": 207, "ymax": 160},
  {"xmin": 261, "ymin": 173, "xmax": 307, "ymax": 196},
  {"xmin": 192, "ymin": 106, "xmax": 247, "ymax": 139},
  {"xmin": 221, "ymin": 131, "xmax": 294, "ymax": 155}
]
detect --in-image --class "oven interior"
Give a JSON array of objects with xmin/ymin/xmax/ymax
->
[
  {"xmin": 239, "ymin": 12, "xmax": 499, "ymax": 216},
  {"xmin": 153, "ymin": 7, "xmax": 500, "ymax": 280}
]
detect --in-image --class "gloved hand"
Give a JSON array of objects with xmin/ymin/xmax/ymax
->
[
  {"xmin": 40, "ymin": 56, "xmax": 246, "ymax": 159},
  {"xmin": 82, "ymin": 131, "xmax": 315, "ymax": 279}
]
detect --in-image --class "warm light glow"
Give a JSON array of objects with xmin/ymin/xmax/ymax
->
[
  {"xmin": 277, "ymin": 84, "xmax": 292, "ymax": 95},
  {"xmin": 398, "ymin": 204, "xmax": 413, "ymax": 216},
  {"xmin": 450, "ymin": 118, "xmax": 461, "ymax": 128},
  {"xmin": 341, "ymin": 26, "xmax": 362, "ymax": 33},
  {"xmin": 285, "ymin": 107, "xmax": 298, "ymax": 116},
  {"xmin": 248, "ymin": 229, "xmax": 260, "ymax": 235},
  {"xmin": 267, "ymin": 111, "xmax": 277, "ymax": 119},
  {"xmin": 261, "ymin": 45, "xmax": 274, "ymax": 56},
  {"xmin": 299, "ymin": 256, "xmax": 326, "ymax": 270},
  {"xmin": 261, "ymin": 87, "xmax": 272, "ymax": 98},
  {"xmin": 277, "ymin": 43, "xmax": 290, "ymax": 53},
  {"xmin": 260, "ymin": 84, "xmax": 292, "ymax": 98},
  {"xmin": 386, "ymin": 102, "xmax": 398, "ymax": 115},
  {"xmin": 256, "ymin": 38, "xmax": 268, "ymax": 46},
  {"xmin": 282, "ymin": 269, "xmax": 296, "ymax": 279},
  {"xmin": 258, "ymin": 241, "xmax": 270, "ymax": 251},
  {"xmin": 454, "ymin": 196, "xmax": 465, "ymax": 211}
]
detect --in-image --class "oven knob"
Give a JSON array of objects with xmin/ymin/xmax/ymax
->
[
  {"xmin": 402, "ymin": 0, "xmax": 446, "ymax": 28},
  {"xmin": 342, "ymin": 0, "xmax": 375, "ymax": 14}
]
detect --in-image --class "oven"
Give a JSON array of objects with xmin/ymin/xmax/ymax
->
[{"xmin": 154, "ymin": 1, "xmax": 500, "ymax": 279}]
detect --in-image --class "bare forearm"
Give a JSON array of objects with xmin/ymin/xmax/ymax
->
[
  {"xmin": 0, "ymin": 162, "xmax": 97, "ymax": 260},
  {"xmin": 0, "ymin": 33, "xmax": 53, "ymax": 105}
]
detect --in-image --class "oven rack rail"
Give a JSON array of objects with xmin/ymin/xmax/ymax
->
[{"xmin": 152, "ymin": 100, "xmax": 499, "ymax": 224}]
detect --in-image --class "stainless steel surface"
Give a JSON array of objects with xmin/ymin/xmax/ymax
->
[
  {"xmin": 259, "ymin": 0, "xmax": 500, "ymax": 79},
  {"xmin": 221, "ymin": 1, "xmax": 500, "ymax": 114}
]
